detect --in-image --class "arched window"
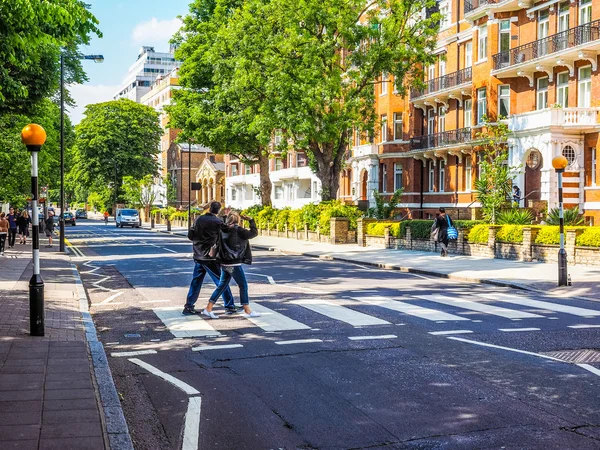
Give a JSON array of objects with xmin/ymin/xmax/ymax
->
[{"xmin": 562, "ymin": 145, "xmax": 576, "ymax": 166}]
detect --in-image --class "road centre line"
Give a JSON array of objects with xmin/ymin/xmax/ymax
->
[
  {"xmin": 192, "ymin": 344, "xmax": 244, "ymax": 351},
  {"xmin": 182, "ymin": 397, "xmax": 202, "ymax": 450},
  {"xmin": 128, "ymin": 358, "xmax": 200, "ymax": 395},
  {"xmin": 578, "ymin": 364, "xmax": 600, "ymax": 377},
  {"xmin": 498, "ymin": 328, "xmax": 541, "ymax": 332},
  {"xmin": 447, "ymin": 337, "xmax": 564, "ymax": 362},
  {"xmin": 275, "ymin": 339, "xmax": 323, "ymax": 345},
  {"xmin": 429, "ymin": 330, "xmax": 474, "ymax": 336},
  {"xmin": 112, "ymin": 350, "xmax": 158, "ymax": 357},
  {"xmin": 348, "ymin": 334, "xmax": 398, "ymax": 341},
  {"xmin": 568, "ymin": 324, "xmax": 600, "ymax": 329}
]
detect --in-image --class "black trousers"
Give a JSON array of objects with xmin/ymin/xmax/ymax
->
[
  {"xmin": 8, "ymin": 229, "xmax": 16, "ymax": 247},
  {"xmin": 0, "ymin": 234, "xmax": 6, "ymax": 253}
]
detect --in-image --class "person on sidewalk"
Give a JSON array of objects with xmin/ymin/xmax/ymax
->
[
  {"xmin": 0, "ymin": 213, "xmax": 8, "ymax": 256},
  {"xmin": 183, "ymin": 201, "xmax": 236, "ymax": 315},
  {"xmin": 433, "ymin": 207, "xmax": 453, "ymax": 257},
  {"xmin": 45, "ymin": 211, "xmax": 55, "ymax": 248},
  {"xmin": 7, "ymin": 207, "xmax": 17, "ymax": 248},
  {"xmin": 17, "ymin": 211, "xmax": 31, "ymax": 245},
  {"xmin": 202, "ymin": 212, "xmax": 260, "ymax": 319}
]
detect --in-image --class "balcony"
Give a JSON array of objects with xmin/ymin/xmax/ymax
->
[
  {"xmin": 509, "ymin": 108, "xmax": 600, "ymax": 133},
  {"xmin": 492, "ymin": 20, "xmax": 600, "ymax": 80},
  {"xmin": 270, "ymin": 166, "xmax": 314, "ymax": 182},
  {"xmin": 409, "ymin": 128, "xmax": 472, "ymax": 150},
  {"xmin": 464, "ymin": 0, "xmax": 531, "ymax": 22},
  {"xmin": 411, "ymin": 68, "xmax": 473, "ymax": 109},
  {"xmin": 351, "ymin": 143, "xmax": 379, "ymax": 158}
]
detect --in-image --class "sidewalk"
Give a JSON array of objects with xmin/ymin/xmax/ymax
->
[
  {"xmin": 0, "ymin": 243, "xmax": 131, "ymax": 449},
  {"xmin": 144, "ymin": 223, "xmax": 600, "ymax": 301}
]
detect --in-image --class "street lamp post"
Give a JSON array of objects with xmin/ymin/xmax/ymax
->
[
  {"xmin": 552, "ymin": 155, "xmax": 569, "ymax": 287},
  {"xmin": 188, "ymin": 142, "xmax": 192, "ymax": 229},
  {"xmin": 22, "ymin": 124, "xmax": 47, "ymax": 336},
  {"xmin": 59, "ymin": 53, "xmax": 104, "ymax": 252}
]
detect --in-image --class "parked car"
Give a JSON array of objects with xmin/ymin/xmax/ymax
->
[
  {"xmin": 75, "ymin": 209, "xmax": 88, "ymax": 219},
  {"xmin": 62, "ymin": 212, "xmax": 76, "ymax": 226},
  {"xmin": 116, "ymin": 209, "xmax": 141, "ymax": 228}
]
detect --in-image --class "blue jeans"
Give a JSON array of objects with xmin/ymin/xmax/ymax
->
[
  {"xmin": 208, "ymin": 265, "xmax": 249, "ymax": 306},
  {"xmin": 186, "ymin": 261, "xmax": 235, "ymax": 309}
]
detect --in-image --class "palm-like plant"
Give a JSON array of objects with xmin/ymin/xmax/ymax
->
[
  {"xmin": 497, "ymin": 208, "xmax": 534, "ymax": 225},
  {"xmin": 546, "ymin": 206, "xmax": 584, "ymax": 226}
]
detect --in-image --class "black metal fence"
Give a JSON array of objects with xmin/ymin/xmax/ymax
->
[
  {"xmin": 411, "ymin": 67, "xmax": 472, "ymax": 99},
  {"xmin": 409, "ymin": 127, "xmax": 472, "ymax": 150}
]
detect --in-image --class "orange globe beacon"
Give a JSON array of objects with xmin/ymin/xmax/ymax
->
[
  {"xmin": 21, "ymin": 124, "xmax": 47, "ymax": 146},
  {"xmin": 552, "ymin": 155, "xmax": 568, "ymax": 171}
]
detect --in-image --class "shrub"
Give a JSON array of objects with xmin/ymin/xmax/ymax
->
[
  {"xmin": 241, "ymin": 204, "xmax": 264, "ymax": 218},
  {"xmin": 546, "ymin": 206, "xmax": 584, "ymax": 226},
  {"xmin": 468, "ymin": 224, "xmax": 489, "ymax": 244},
  {"xmin": 287, "ymin": 209, "xmax": 305, "ymax": 230},
  {"xmin": 576, "ymin": 228, "xmax": 600, "ymax": 247},
  {"xmin": 534, "ymin": 226, "xmax": 560, "ymax": 245},
  {"xmin": 496, "ymin": 225, "xmax": 524, "ymax": 243},
  {"xmin": 256, "ymin": 206, "xmax": 278, "ymax": 229},
  {"xmin": 407, "ymin": 220, "xmax": 436, "ymax": 239},
  {"xmin": 497, "ymin": 208, "xmax": 534, "ymax": 225},
  {"xmin": 318, "ymin": 201, "xmax": 362, "ymax": 234},
  {"xmin": 299, "ymin": 203, "xmax": 322, "ymax": 231},
  {"xmin": 366, "ymin": 222, "xmax": 401, "ymax": 237},
  {"xmin": 453, "ymin": 220, "xmax": 485, "ymax": 230}
]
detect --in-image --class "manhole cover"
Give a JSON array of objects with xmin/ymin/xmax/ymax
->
[{"xmin": 542, "ymin": 349, "xmax": 600, "ymax": 364}]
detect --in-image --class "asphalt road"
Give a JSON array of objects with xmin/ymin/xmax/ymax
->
[{"xmin": 66, "ymin": 220, "xmax": 600, "ymax": 450}]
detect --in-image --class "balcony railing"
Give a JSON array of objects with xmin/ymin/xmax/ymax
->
[
  {"xmin": 464, "ymin": 0, "xmax": 498, "ymax": 14},
  {"xmin": 493, "ymin": 20, "xmax": 600, "ymax": 71},
  {"xmin": 509, "ymin": 107, "xmax": 600, "ymax": 132},
  {"xmin": 409, "ymin": 127, "xmax": 472, "ymax": 150},
  {"xmin": 411, "ymin": 67, "xmax": 472, "ymax": 99}
]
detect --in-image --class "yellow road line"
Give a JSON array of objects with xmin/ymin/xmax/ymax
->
[{"xmin": 65, "ymin": 238, "xmax": 84, "ymax": 257}]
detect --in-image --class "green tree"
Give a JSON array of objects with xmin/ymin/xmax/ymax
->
[
  {"xmin": 369, "ymin": 188, "xmax": 404, "ymax": 219},
  {"xmin": 122, "ymin": 175, "xmax": 159, "ymax": 221},
  {"xmin": 71, "ymin": 99, "xmax": 163, "ymax": 210}
]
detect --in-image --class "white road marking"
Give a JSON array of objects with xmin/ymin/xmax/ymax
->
[
  {"xmin": 499, "ymin": 328, "xmax": 541, "ymax": 332},
  {"xmin": 192, "ymin": 344, "xmax": 243, "ymax": 351},
  {"xmin": 480, "ymin": 293, "xmax": 600, "ymax": 317},
  {"xmin": 578, "ymin": 364, "xmax": 600, "ymax": 377},
  {"xmin": 288, "ymin": 284, "xmax": 331, "ymax": 294},
  {"xmin": 415, "ymin": 294, "xmax": 543, "ymax": 319},
  {"xmin": 161, "ymin": 247, "xmax": 178, "ymax": 253},
  {"xmin": 447, "ymin": 337, "xmax": 564, "ymax": 362},
  {"xmin": 568, "ymin": 324, "xmax": 600, "ymax": 329},
  {"xmin": 153, "ymin": 307, "xmax": 222, "ymax": 338},
  {"xmin": 429, "ymin": 330, "xmax": 474, "ymax": 336},
  {"xmin": 140, "ymin": 299, "xmax": 171, "ymax": 303},
  {"xmin": 182, "ymin": 397, "xmax": 201, "ymax": 450},
  {"xmin": 348, "ymin": 334, "xmax": 397, "ymax": 341},
  {"xmin": 245, "ymin": 303, "xmax": 310, "ymax": 332},
  {"xmin": 128, "ymin": 358, "xmax": 200, "ymax": 395},
  {"xmin": 111, "ymin": 350, "xmax": 158, "ymax": 357},
  {"xmin": 275, "ymin": 339, "xmax": 323, "ymax": 345},
  {"xmin": 291, "ymin": 299, "xmax": 390, "ymax": 326},
  {"xmin": 98, "ymin": 291, "xmax": 124, "ymax": 305},
  {"xmin": 353, "ymin": 296, "xmax": 469, "ymax": 322},
  {"xmin": 245, "ymin": 273, "xmax": 276, "ymax": 285}
]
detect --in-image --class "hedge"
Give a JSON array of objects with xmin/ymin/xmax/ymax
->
[
  {"xmin": 366, "ymin": 222, "xmax": 401, "ymax": 237},
  {"xmin": 468, "ymin": 224, "xmax": 489, "ymax": 244},
  {"xmin": 366, "ymin": 219, "xmax": 483, "ymax": 239},
  {"xmin": 496, "ymin": 225, "xmax": 524, "ymax": 243},
  {"xmin": 576, "ymin": 228, "xmax": 600, "ymax": 247}
]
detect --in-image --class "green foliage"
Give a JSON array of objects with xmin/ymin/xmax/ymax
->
[
  {"xmin": 468, "ymin": 224, "xmax": 489, "ymax": 244},
  {"xmin": 546, "ymin": 206, "xmax": 585, "ymax": 226},
  {"xmin": 256, "ymin": 206, "xmax": 278, "ymax": 229},
  {"xmin": 534, "ymin": 226, "xmax": 560, "ymax": 245},
  {"xmin": 122, "ymin": 175, "xmax": 158, "ymax": 212},
  {"xmin": 369, "ymin": 189, "xmax": 404, "ymax": 219},
  {"xmin": 496, "ymin": 225, "xmax": 524, "ymax": 243},
  {"xmin": 366, "ymin": 222, "xmax": 401, "ymax": 237},
  {"xmin": 87, "ymin": 192, "xmax": 108, "ymax": 212},
  {"xmin": 576, "ymin": 228, "xmax": 600, "ymax": 247},
  {"xmin": 318, "ymin": 201, "xmax": 362, "ymax": 234},
  {"xmin": 497, "ymin": 208, "xmax": 534, "ymax": 225}
]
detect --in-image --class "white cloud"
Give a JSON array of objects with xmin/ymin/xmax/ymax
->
[
  {"xmin": 68, "ymin": 84, "xmax": 120, "ymax": 125},
  {"xmin": 131, "ymin": 17, "xmax": 182, "ymax": 47}
]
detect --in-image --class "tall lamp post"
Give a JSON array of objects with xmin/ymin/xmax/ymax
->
[
  {"xmin": 552, "ymin": 155, "xmax": 569, "ymax": 286},
  {"xmin": 188, "ymin": 142, "xmax": 192, "ymax": 229},
  {"xmin": 59, "ymin": 53, "xmax": 104, "ymax": 252},
  {"xmin": 22, "ymin": 124, "xmax": 47, "ymax": 336}
]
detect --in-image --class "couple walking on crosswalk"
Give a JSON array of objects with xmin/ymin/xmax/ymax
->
[{"xmin": 183, "ymin": 201, "xmax": 261, "ymax": 320}]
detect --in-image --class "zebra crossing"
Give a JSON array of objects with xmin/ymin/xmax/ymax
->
[{"xmin": 152, "ymin": 292, "xmax": 600, "ymax": 338}]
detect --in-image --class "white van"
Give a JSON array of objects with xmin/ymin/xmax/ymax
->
[{"xmin": 116, "ymin": 209, "xmax": 141, "ymax": 228}]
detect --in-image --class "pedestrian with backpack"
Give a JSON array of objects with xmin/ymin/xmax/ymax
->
[{"xmin": 433, "ymin": 207, "xmax": 456, "ymax": 257}]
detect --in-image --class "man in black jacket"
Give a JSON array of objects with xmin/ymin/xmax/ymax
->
[{"xmin": 183, "ymin": 201, "xmax": 236, "ymax": 315}]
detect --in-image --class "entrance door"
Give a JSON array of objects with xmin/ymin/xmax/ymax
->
[
  {"xmin": 360, "ymin": 170, "xmax": 368, "ymax": 201},
  {"xmin": 524, "ymin": 150, "xmax": 542, "ymax": 202}
]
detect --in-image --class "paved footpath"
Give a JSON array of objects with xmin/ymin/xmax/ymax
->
[
  {"xmin": 144, "ymin": 223, "xmax": 600, "ymax": 302},
  {"xmin": 0, "ymin": 243, "xmax": 132, "ymax": 450}
]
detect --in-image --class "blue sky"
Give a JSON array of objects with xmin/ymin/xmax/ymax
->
[{"xmin": 70, "ymin": 0, "xmax": 192, "ymax": 123}]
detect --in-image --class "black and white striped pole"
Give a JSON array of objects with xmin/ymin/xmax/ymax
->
[
  {"xmin": 22, "ymin": 124, "xmax": 46, "ymax": 336},
  {"xmin": 552, "ymin": 155, "xmax": 569, "ymax": 287}
]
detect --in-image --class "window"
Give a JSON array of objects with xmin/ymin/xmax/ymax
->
[
  {"xmin": 381, "ymin": 73, "xmax": 388, "ymax": 96},
  {"xmin": 394, "ymin": 163, "xmax": 403, "ymax": 190},
  {"xmin": 477, "ymin": 88, "xmax": 486, "ymax": 124},
  {"xmin": 557, "ymin": 72, "xmax": 569, "ymax": 107},
  {"xmin": 439, "ymin": 160, "xmax": 445, "ymax": 192},
  {"xmin": 592, "ymin": 147, "xmax": 597, "ymax": 186},
  {"xmin": 439, "ymin": 59, "xmax": 446, "ymax": 77},
  {"xmin": 465, "ymin": 42, "xmax": 473, "ymax": 68},
  {"xmin": 428, "ymin": 65, "xmax": 435, "ymax": 81},
  {"xmin": 478, "ymin": 25, "xmax": 488, "ymax": 61},
  {"xmin": 428, "ymin": 161, "xmax": 435, "ymax": 192},
  {"xmin": 562, "ymin": 145, "xmax": 576, "ymax": 166},
  {"xmin": 231, "ymin": 188, "xmax": 237, "ymax": 201},
  {"xmin": 499, "ymin": 20, "xmax": 510, "ymax": 53},
  {"xmin": 465, "ymin": 157, "xmax": 472, "ymax": 191},
  {"xmin": 312, "ymin": 181, "xmax": 318, "ymax": 199},
  {"xmin": 580, "ymin": 0, "xmax": 592, "ymax": 25},
  {"xmin": 245, "ymin": 164, "xmax": 252, "ymax": 175},
  {"xmin": 380, "ymin": 114, "xmax": 388, "ymax": 142},
  {"xmin": 499, "ymin": 85, "xmax": 510, "ymax": 117},
  {"xmin": 274, "ymin": 185, "xmax": 283, "ymax": 200},
  {"xmin": 393, "ymin": 113, "xmax": 403, "ymax": 140},
  {"xmin": 274, "ymin": 130, "xmax": 283, "ymax": 146},
  {"xmin": 428, "ymin": 109, "xmax": 435, "ymax": 134},
  {"xmin": 578, "ymin": 66, "xmax": 592, "ymax": 107},
  {"xmin": 231, "ymin": 164, "xmax": 238, "ymax": 176},
  {"xmin": 296, "ymin": 153, "xmax": 308, "ymax": 167},
  {"xmin": 286, "ymin": 183, "xmax": 295, "ymax": 201},
  {"xmin": 538, "ymin": 9, "xmax": 550, "ymax": 56},
  {"xmin": 526, "ymin": 150, "xmax": 542, "ymax": 170},
  {"xmin": 438, "ymin": 107, "xmax": 446, "ymax": 132},
  {"xmin": 464, "ymin": 99, "xmax": 472, "ymax": 128},
  {"xmin": 537, "ymin": 77, "xmax": 548, "ymax": 110},
  {"xmin": 559, "ymin": 2, "xmax": 570, "ymax": 31},
  {"xmin": 440, "ymin": 1, "xmax": 450, "ymax": 28},
  {"xmin": 275, "ymin": 158, "xmax": 283, "ymax": 171},
  {"xmin": 355, "ymin": 129, "xmax": 360, "ymax": 147},
  {"xmin": 381, "ymin": 163, "xmax": 387, "ymax": 192}
]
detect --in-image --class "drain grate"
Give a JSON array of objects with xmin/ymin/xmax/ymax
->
[{"xmin": 542, "ymin": 349, "xmax": 600, "ymax": 364}]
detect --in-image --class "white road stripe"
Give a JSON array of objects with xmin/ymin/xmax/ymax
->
[
  {"xmin": 246, "ymin": 303, "xmax": 311, "ymax": 332},
  {"xmin": 568, "ymin": 324, "xmax": 600, "ymax": 329},
  {"xmin": 447, "ymin": 337, "xmax": 564, "ymax": 362},
  {"xmin": 291, "ymin": 299, "xmax": 390, "ymax": 326},
  {"xmin": 140, "ymin": 299, "xmax": 171, "ymax": 303},
  {"xmin": 353, "ymin": 296, "xmax": 469, "ymax": 322},
  {"xmin": 245, "ymin": 273, "xmax": 276, "ymax": 285},
  {"xmin": 480, "ymin": 293, "xmax": 600, "ymax": 317},
  {"xmin": 128, "ymin": 358, "xmax": 200, "ymax": 395},
  {"xmin": 111, "ymin": 350, "xmax": 157, "ymax": 357},
  {"xmin": 182, "ymin": 397, "xmax": 202, "ymax": 450},
  {"xmin": 192, "ymin": 344, "xmax": 243, "ymax": 351},
  {"xmin": 153, "ymin": 307, "xmax": 222, "ymax": 338},
  {"xmin": 98, "ymin": 291, "xmax": 124, "ymax": 305},
  {"xmin": 348, "ymin": 334, "xmax": 398, "ymax": 341},
  {"xmin": 578, "ymin": 364, "xmax": 600, "ymax": 377},
  {"xmin": 288, "ymin": 284, "xmax": 331, "ymax": 294},
  {"xmin": 429, "ymin": 330, "xmax": 474, "ymax": 335},
  {"xmin": 161, "ymin": 247, "xmax": 178, "ymax": 253},
  {"xmin": 416, "ymin": 294, "xmax": 543, "ymax": 319},
  {"xmin": 275, "ymin": 339, "xmax": 323, "ymax": 345},
  {"xmin": 499, "ymin": 328, "xmax": 541, "ymax": 332}
]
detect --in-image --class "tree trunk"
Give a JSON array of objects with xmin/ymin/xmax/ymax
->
[
  {"xmin": 257, "ymin": 150, "xmax": 272, "ymax": 207},
  {"xmin": 311, "ymin": 136, "xmax": 346, "ymax": 202}
]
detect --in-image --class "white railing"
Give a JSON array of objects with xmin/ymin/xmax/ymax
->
[
  {"xmin": 509, "ymin": 107, "xmax": 600, "ymax": 132},
  {"xmin": 352, "ymin": 144, "xmax": 379, "ymax": 158}
]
